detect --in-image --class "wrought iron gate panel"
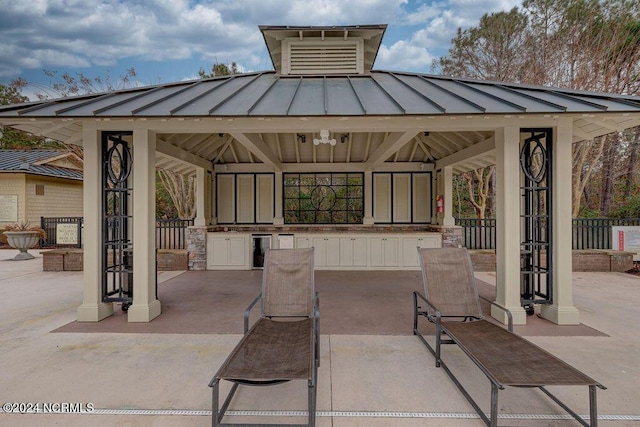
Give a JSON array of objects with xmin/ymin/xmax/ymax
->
[
  {"xmin": 102, "ymin": 131, "xmax": 134, "ymax": 309},
  {"xmin": 520, "ymin": 129, "xmax": 552, "ymax": 313}
]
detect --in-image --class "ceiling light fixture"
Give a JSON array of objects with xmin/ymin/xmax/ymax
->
[{"xmin": 313, "ymin": 130, "xmax": 336, "ymax": 146}]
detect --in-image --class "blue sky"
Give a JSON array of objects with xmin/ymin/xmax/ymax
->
[{"xmin": 0, "ymin": 0, "xmax": 522, "ymax": 100}]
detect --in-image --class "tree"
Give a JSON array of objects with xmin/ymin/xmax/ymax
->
[
  {"xmin": 36, "ymin": 68, "xmax": 138, "ymax": 99},
  {"xmin": 437, "ymin": 0, "xmax": 640, "ymax": 217},
  {"xmin": 198, "ymin": 62, "xmax": 239, "ymax": 79},
  {"xmin": 462, "ymin": 166, "xmax": 495, "ymax": 219},
  {"xmin": 0, "ymin": 79, "xmax": 63, "ymax": 149},
  {"xmin": 157, "ymin": 169, "xmax": 196, "ymax": 219},
  {"xmin": 438, "ymin": 8, "xmax": 528, "ymax": 81},
  {"xmin": 0, "ymin": 78, "xmax": 28, "ymax": 104}
]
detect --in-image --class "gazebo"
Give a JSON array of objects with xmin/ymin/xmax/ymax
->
[{"xmin": 1, "ymin": 24, "xmax": 639, "ymax": 325}]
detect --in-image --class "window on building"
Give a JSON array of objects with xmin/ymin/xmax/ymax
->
[
  {"xmin": 284, "ymin": 173, "xmax": 364, "ymax": 224},
  {"xmin": 35, "ymin": 184, "xmax": 45, "ymax": 196}
]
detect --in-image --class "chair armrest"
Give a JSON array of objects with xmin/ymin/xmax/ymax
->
[
  {"xmin": 313, "ymin": 292, "xmax": 320, "ymax": 320},
  {"xmin": 479, "ymin": 295, "xmax": 513, "ymax": 332},
  {"xmin": 413, "ymin": 291, "xmax": 441, "ymax": 323},
  {"xmin": 244, "ymin": 293, "xmax": 262, "ymax": 334}
]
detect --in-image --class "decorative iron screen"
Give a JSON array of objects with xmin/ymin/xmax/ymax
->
[{"xmin": 283, "ymin": 173, "xmax": 364, "ymax": 224}]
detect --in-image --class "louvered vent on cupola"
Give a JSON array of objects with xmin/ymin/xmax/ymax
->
[{"xmin": 282, "ymin": 38, "xmax": 364, "ymax": 75}]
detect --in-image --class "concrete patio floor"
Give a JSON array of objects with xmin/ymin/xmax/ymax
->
[{"xmin": 0, "ymin": 248, "xmax": 639, "ymax": 426}]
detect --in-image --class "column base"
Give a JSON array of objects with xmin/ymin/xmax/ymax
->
[
  {"xmin": 127, "ymin": 299, "xmax": 162, "ymax": 323},
  {"xmin": 77, "ymin": 302, "xmax": 113, "ymax": 322},
  {"xmin": 273, "ymin": 217, "xmax": 284, "ymax": 225},
  {"xmin": 491, "ymin": 304, "xmax": 527, "ymax": 326},
  {"xmin": 363, "ymin": 216, "xmax": 374, "ymax": 225},
  {"xmin": 540, "ymin": 304, "xmax": 580, "ymax": 325}
]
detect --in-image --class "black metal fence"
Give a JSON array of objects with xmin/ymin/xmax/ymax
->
[
  {"xmin": 156, "ymin": 218, "xmax": 194, "ymax": 249},
  {"xmin": 572, "ymin": 218, "xmax": 640, "ymax": 250},
  {"xmin": 41, "ymin": 217, "xmax": 194, "ymax": 250},
  {"xmin": 456, "ymin": 218, "xmax": 497, "ymax": 249},
  {"xmin": 41, "ymin": 216, "xmax": 83, "ymax": 248},
  {"xmin": 456, "ymin": 217, "xmax": 640, "ymax": 250}
]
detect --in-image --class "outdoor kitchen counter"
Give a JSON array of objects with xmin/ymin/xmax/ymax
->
[{"xmin": 205, "ymin": 228, "xmax": 443, "ymax": 270}]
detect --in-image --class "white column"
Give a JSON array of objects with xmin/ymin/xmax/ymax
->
[
  {"xmin": 194, "ymin": 167, "xmax": 206, "ymax": 226},
  {"xmin": 210, "ymin": 171, "xmax": 217, "ymax": 225},
  {"xmin": 442, "ymin": 166, "xmax": 455, "ymax": 226},
  {"xmin": 273, "ymin": 171, "xmax": 284, "ymax": 225},
  {"xmin": 128, "ymin": 128, "xmax": 161, "ymax": 322},
  {"xmin": 493, "ymin": 127, "xmax": 527, "ymax": 325},
  {"xmin": 77, "ymin": 124, "xmax": 113, "ymax": 321},
  {"xmin": 540, "ymin": 119, "xmax": 580, "ymax": 324},
  {"xmin": 363, "ymin": 171, "xmax": 374, "ymax": 224}
]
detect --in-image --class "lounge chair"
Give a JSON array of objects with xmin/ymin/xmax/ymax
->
[
  {"xmin": 209, "ymin": 247, "xmax": 319, "ymax": 427},
  {"xmin": 412, "ymin": 247, "xmax": 605, "ymax": 427}
]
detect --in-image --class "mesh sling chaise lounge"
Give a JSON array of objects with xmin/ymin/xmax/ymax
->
[
  {"xmin": 412, "ymin": 247, "xmax": 605, "ymax": 427},
  {"xmin": 209, "ymin": 248, "xmax": 319, "ymax": 427}
]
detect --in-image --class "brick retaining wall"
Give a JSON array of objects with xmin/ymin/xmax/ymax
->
[
  {"xmin": 42, "ymin": 249, "xmax": 188, "ymax": 271},
  {"xmin": 469, "ymin": 249, "xmax": 634, "ymax": 272}
]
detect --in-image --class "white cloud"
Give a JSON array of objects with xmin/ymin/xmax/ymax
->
[
  {"xmin": 0, "ymin": 0, "xmax": 525, "ymax": 82},
  {"xmin": 376, "ymin": 40, "xmax": 434, "ymax": 71}
]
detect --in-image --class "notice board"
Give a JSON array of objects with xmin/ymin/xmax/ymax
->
[{"xmin": 612, "ymin": 226, "xmax": 640, "ymax": 261}]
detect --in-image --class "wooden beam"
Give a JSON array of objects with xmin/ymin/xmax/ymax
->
[
  {"xmin": 229, "ymin": 132, "xmax": 282, "ymax": 170},
  {"xmin": 156, "ymin": 137, "xmax": 213, "ymax": 171},
  {"xmin": 365, "ymin": 131, "xmax": 417, "ymax": 170},
  {"xmin": 436, "ymin": 136, "xmax": 495, "ymax": 169}
]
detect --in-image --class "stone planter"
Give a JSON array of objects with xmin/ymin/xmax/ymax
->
[{"xmin": 3, "ymin": 231, "xmax": 41, "ymax": 260}]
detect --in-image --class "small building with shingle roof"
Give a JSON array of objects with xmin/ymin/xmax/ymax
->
[{"xmin": 0, "ymin": 149, "xmax": 83, "ymax": 228}]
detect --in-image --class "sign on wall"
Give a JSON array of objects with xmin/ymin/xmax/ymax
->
[
  {"xmin": 0, "ymin": 195, "xmax": 18, "ymax": 222},
  {"xmin": 56, "ymin": 223, "xmax": 79, "ymax": 245},
  {"xmin": 612, "ymin": 226, "xmax": 640, "ymax": 261}
]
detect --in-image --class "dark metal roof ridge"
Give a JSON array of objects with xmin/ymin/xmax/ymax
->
[
  {"xmin": 370, "ymin": 74, "xmax": 406, "ymax": 113},
  {"xmin": 378, "ymin": 69, "xmax": 640, "ymax": 101},
  {"xmin": 417, "ymin": 75, "xmax": 485, "ymax": 112},
  {"xmin": 15, "ymin": 99, "xmax": 61, "ymax": 115},
  {"xmin": 170, "ymin": 76, "xmax": 237, "ymax": 115},
  {"xmin": 495, "ymin": 84, "xmax": 566, "ymax": 111},
  {"xmin": 247, "ymin": 75, "xmax": 280, "ymax": 114},
  {"xmin": 285, "ymin": 77, "xmax": 303, "ymax": 115},
  {"xmin": 451, "ymin": 79, "xmax": 527, "ymax": 112},
  {"xmin": 347, "ymin": 76, "xmax": 367, "ymax": 114},
  {"xmin": 93, "ymin": 85, "xmax": 166, "ymax": 115},
  {"xmin": 323, "ymin": 76, "xmax": 328, "ymax": 115},
  {"xmin": 545, "ymin": 89, "xmax": 608, "ymax": 110},
  {"xmin": 209, "ymin": 73, "xmax": 264, "ymax": 114},
  {"xmin": 131, "ymin": 80, "xmax": 204, "ymax": 115},
  {"xmin": 387, "ymin": 72, "xmax": 446, "ymax": 112}
]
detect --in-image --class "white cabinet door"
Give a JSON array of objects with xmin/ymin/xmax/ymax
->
[
  {"xmin": 370, "ymin": 237, "xmax": 399, "ymax": 267},
  {"xmin": 296, "ymin": 236, "xmax": 311, "ymax": 249},
  {"xmin": 228, "ymin": 237, "xmax": 247, "ymax": 266},
  {"xmin": 402, "ymin": 235, "xmax": 443, "ymax": 267},
  {"xmin": 207, "ymin": 235, "xmax": 248, "ymax": 269},
  {"xmin": 340, "ymin": 237, "xmax": 368, "ymax": 267},
  {"xmin": 312, "ymin": 237, "xmax": 327, "ymax": 266},
  {"xmin": 311, "ymin": 237, "xmax": 341, "ymax": 267},
  {"xmin": 210, "ymin": 237, "xmax": 229, "ymax": 267},
  {"xmin": 325, "ymin": 238, "xmax": 341, "ymax": 267}
]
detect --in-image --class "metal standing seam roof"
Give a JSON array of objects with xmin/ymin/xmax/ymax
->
[
  {"xmin": 2, "ymin": 70, "xmax": 640, "ymax": 119},
  {"xmin": 0, "ymin": 150, "xmax": 83, "ymax": 180}
]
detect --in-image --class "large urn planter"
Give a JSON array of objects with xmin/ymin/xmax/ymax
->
[{"xmin": 3, "ymin": 231, "xmax": 41, "ymax": 260}]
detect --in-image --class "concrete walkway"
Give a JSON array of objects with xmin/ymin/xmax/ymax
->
[{"xmin": 0, "ymin": 249, "xmax": 639, "ymax": 426}]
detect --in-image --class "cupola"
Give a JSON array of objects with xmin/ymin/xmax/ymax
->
[{"xmin": 259, "ymin": 24, "xmax": 386, "ymax": 75}]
